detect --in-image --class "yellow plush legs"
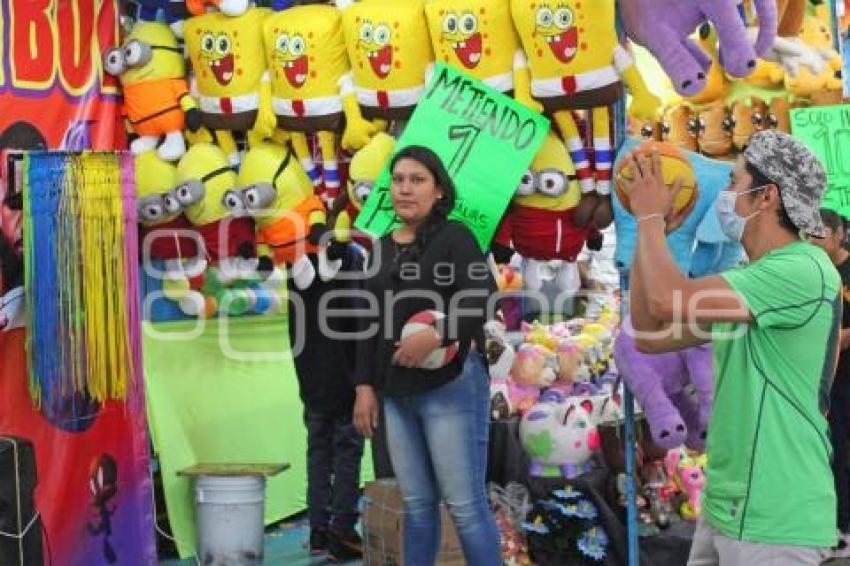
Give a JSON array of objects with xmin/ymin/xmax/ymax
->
[
  {"xmin": 185, "ymin": 127, "xmax": 214, "ymax": 146},
  {"xmin": 213, "ymin": 130, "xmax": 239, "ymax": 166},
  {"xmin": 270, "ymin": 128, "xmax": 290, "ymax": 145},
  {"xmin": 372, "ymin": 119, "xmax": 389, "ymax": 133},
  {"xmin": 591, "ymin": 106, "xmax": 614, "ymax": 229},
  {"xmin": 318, "ymin": 131, "xmax": 340, "ymax": 203},
  {"xmin": 290, "ymin": 131, "xmax": 321, "ymax": 188},
  {"xmin": 554, "ymin": 110, "xmax": 596, "ymax": 228}
]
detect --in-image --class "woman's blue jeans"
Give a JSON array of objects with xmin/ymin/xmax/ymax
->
[{"xmin": 384, "ymin": 350, "xmax": 502, "ymax": 566}]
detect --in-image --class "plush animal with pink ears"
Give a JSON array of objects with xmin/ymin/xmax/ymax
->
[{"xmin": 619, "ymin": 0, "xmax": 777, "ymax": 96}]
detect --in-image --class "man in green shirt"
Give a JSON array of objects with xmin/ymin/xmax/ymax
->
[{"xmin": 620, "ymin": 130, "xmax": 839, "ymax": 565}]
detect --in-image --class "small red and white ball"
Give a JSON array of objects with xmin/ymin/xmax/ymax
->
[{"xmin": 400, "ymin": 310, "xmax": 459, "ymax": 370}]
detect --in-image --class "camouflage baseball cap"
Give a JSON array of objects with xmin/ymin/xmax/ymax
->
[{"xmin": 743, "ymin": 130, "xmax": 828, "ymax": 238}]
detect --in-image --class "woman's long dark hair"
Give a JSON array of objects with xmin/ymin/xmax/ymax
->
[{"xmin": 390, "ymin": 145, "xmax": 456, "ymax": 262}]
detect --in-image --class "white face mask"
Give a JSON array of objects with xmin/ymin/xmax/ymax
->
[{"xmin": 716, "ymin": 187, "xmax": 763, "ymax": 242}]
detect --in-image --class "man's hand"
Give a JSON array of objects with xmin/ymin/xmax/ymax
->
[
  {"xmin": 618, "ymin": 150, "xmax": 689, "ymax": 234},
  {"xmin": 353, "ymin": 385, "xmax": 379, "ymax": 438},
  {"xmin": 392, "ymin": 328, "xmax": 441, "ymax": 368}
]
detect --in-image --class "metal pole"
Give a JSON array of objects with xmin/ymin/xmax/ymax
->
[{"xmin": 620, "ymin": 272, "xmax": 639, "ymax": 566}]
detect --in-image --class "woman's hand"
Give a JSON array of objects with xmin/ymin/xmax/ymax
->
[
  {"xmin": 619, "ymin": 150, "xmax": 689, "ymax": 233},
  {"xmin": 392, "ymin": 328, "xmax": 442, "ymax": 368},
  {"xmin": 353, "ymin": 385, "xmax": 379, "ymax": 438}
]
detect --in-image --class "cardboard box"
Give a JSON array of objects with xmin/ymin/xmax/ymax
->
[{"xmin": 362, "ymin": 480, "xmax": 465, "ymax": 566}]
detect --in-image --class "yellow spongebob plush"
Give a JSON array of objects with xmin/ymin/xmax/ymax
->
[
  {"xmin": 342, "ymin": 0, "xmax": 435, "ymax": 121},
  {"xmin": 511, "ymin": 0, "xmax": 660, "ymax": 229},
  {"xmin": 104, "ymin": 22, "xmax": 199, "ymax": 161},
  {"xmin": 263, "ymin": 3, "xmax": 376, "ymax": 204},
  {"xmin": 175, "ymin": 143, "xmax": 257, "ymax": 265},
  {"xmin": 331, "ymin": 131, "xmax": 396, "ymax": 247},
  {"xmin": 184, "ymin": 8, "xmax": 276, "ymax": 163},
  {"xmin": 236, "ymin": 142, "xmax": 329, "ymax": 289},
  {"xmin": 492, "ymin": 132, "xmax": 594, "ymax": 293},
  {"xmin": 423, "ymin": 0, "xmax": 540, "ymax": 112},
  {"xmin": 784, "ymin": 11, "xmax": 843, "ymax": 98}
]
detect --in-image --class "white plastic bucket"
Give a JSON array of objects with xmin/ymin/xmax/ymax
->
[{"xmin": 194, "ymin": 475, "xmax": 266, "ymax": 565}]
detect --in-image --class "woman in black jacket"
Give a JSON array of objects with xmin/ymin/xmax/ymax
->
[{"xmin": 352, "ymin": 145, "xmax": 501, "ymax": 565}]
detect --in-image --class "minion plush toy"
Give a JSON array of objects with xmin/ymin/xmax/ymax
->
[
  {"xmin": 135, "ymin": 151, "xmax": 208, "ymax": 312},
  {"xmin": 342, "ymin": 0, "xmax": 435, "ymax": 122},
  {"xmin": 329, "ymin": 131, "xmax": 396, "ymax": 251},
  {"xmin": 104, "ymin": 22, "xmax": 200, "ymax": 161},
  {"xmin": 423, "ymin": 0, "xmax": 539, "ymax": 111},
  {"xmin": 184, "ymin": 7, "xmax": 276, "ymax": 163},
  {"xmin": 174, "ymin": 143, "xmax": 257, "ymax": 275},
  {"xmin": 135, "ymin": 150, "xmax": 201, "ymax": 267},
  {"xmin": 492, "ymin": 132, "xmax": 595, "ymax": 293},
  {"xmin": 235, "ymin": 142, "xmax": 330, "ymax": 290},
  {"xmin": 510, "ymin": 0, "xmax": 660, "ymax": 228},
  {"xmin": 263, "ymin": 1, "xmax": 377, "ymax": 205}
]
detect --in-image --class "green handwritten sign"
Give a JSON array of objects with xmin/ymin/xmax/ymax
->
[
  {"xmin": 791, "ymin": 104, "xmax": 850, "ymax": 217},
  {"xmin": 354, "ymin": 63, "xmax": 550, "ymax": 250}
]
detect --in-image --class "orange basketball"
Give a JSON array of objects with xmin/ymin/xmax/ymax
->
[{"xmin": 615, "ymin": 141, "xmax": 698, "ymax": 216}]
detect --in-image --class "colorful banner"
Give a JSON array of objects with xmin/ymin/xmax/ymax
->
[
  {"xmin": 791, "ymin": 104, "xmax": 850, "ymax": 217},
  {"xmin": 354, "ymin": 63, "xmax": 550, "ymax": 250},
  {"xmin": 0, "ymin": 0, "xmax": 125, "ymax": 151},
  {"xmin": 143, "ymin": 315, "xmax": 374, "ymax": 559},
  {"xmin": 0, "ymin": 329, "xmax": 157, "ymax": 565}
]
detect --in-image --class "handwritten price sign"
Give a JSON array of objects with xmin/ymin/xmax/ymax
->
[
  {"xmin": 791, "ymin": 104, "xmax": 850, "ymax": 216},
  {"xmin": 354, "ymin": 63, "xmax": 550, "ymax": 250}
]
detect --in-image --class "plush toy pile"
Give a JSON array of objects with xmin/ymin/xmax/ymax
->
[
  {"xmin": 118, "ymin": 0, "xmax": 690, "ymax": 321},
  {"xmin": 117, "ymin": 0, "xmax": 842, "ymax": 321},
  {"xmin": 631, "ymin": 2, "xmax": 845, "ymax": 159},
  {"xmin": 485, "ymin": 303, "xmax": 634, "ymax": 479}
]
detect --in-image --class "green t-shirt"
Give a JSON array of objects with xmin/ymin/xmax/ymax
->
[{"xmin": 707, "ymin": 241, "xmax": 840, "ymax": 547}]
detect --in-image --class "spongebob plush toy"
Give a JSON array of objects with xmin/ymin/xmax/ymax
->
[
  {"xmin": 511, "ymin": 0, "xmax": 660, "ymax": 229},
  {"xmin": 104, "ymin": 22, "xmax": 200, "ymax": 161},
  {"xmin": 342, "ymin": 0, "xmax": 435, "ymax": 122},
  {"xmin": 492, "ymin": 132, "xmax": 595, "ymax": 293},
  {"xmin": 184, "ymin": 8, "xmax": 276, "ymax": 163},
  {"xmin": 174, "ymin": 143, "xmax": 257, "ymax": 276},
  {"xmin": 263, "ymin": 2, "xmax": 377, "ymax": 205},
  {"xmin": 423, "ymin": 0, "xmax": 539, "ymax": 111},
  {"xmin": 330, "ymin": 131, "xmax": 396, "ymax": 249},
  {"xmin": 235, "ymin": 142, "xmax": 330, "ymax": 290}
]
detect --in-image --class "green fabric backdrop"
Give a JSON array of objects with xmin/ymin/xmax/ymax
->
[{"xmin": 143, "ymin": 315, "xmax": 373, "ymax": 559}]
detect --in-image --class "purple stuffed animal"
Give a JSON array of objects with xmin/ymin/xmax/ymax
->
[
  {"xmin": 614, "ymin": 317, "xmax": 714, "ymax": 450},
  {"xmin": 620, "ymin": 0, "xmax": 777, "ymax": 96}
]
